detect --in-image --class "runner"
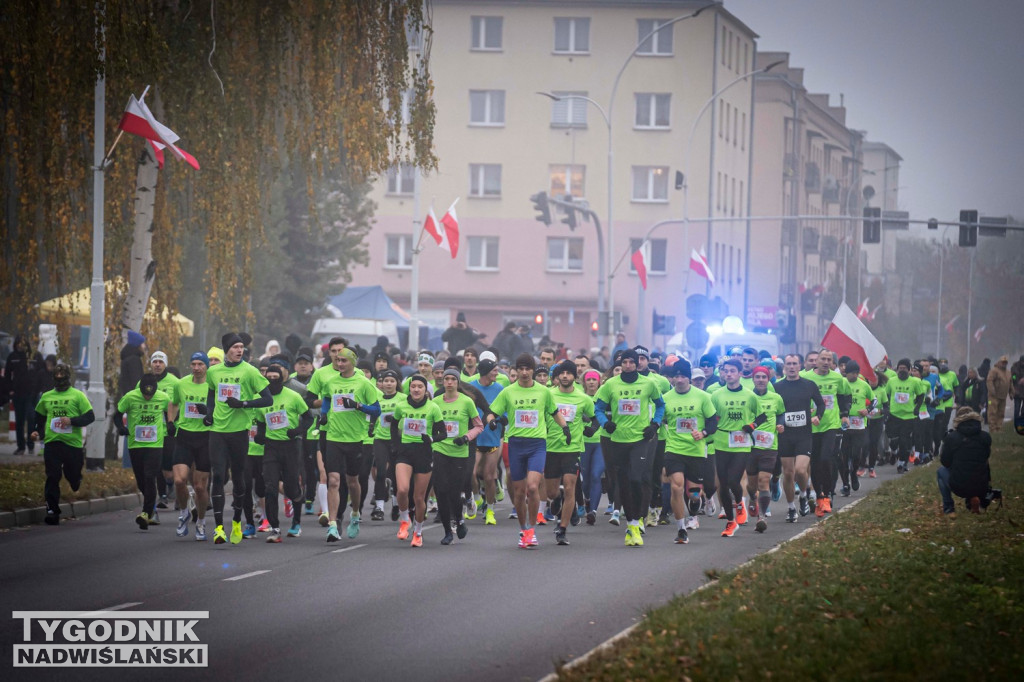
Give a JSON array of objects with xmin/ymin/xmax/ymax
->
[
  {"xmin": 746, "ymin": 366, "xmax": 786, "ymax": 532},
  {"xmin": 370, "ymin": 369, "xmax": 403, "ymax": 521},
  {"xmin": 432, "ymin": 368, "xmax": 484, "ymax": 544},
  {"xmin": 773, "ymin": 354, "xmax": 825, "ymax": 521},
  {"xmin": 115, "ymin": 374, "xmax": 172, "ymax": 530},
  {"xmin": 469, "ymin": 358, "xmax": 505, "ymax": 525},
  {"xmin": 146, "ymin": 351, "xmax": 179, "ymax": 512},
  {"xmin": 485, "ymin": 353, "xmax": 568, "ymax": 549},
  {"xmin": 391, "ymin": 375, "xmax": 446, "ymax": 547},
  {"xmin": 204, "ymin": 333, "xmax": 273, "ymax": 546},
  {"xmin": 886, "ymin": 359, "xmax": 927, "ymax": 473},
  {"xmin": 544, "ymin": 360, "xmax": 595, "ymax": 545},
  {"xmin": 460, "ymin": 347, "xmax": 480, "ymax": 383},
  {"xmin": 863, "ymin": 371, "xmax": 888, "ymax": 478},
  {"xmin": 579, "ymin": 369, "xmax": 605, "ymax": 525},
  {"xmin": 805, "ymin": 349, "xmax": 851, "ymax": 518},
  {"xmin": 30, "ymin": 364, "xmax": 95, "ymax": 526},
  {"xmin": 169, "ymin": 352, "xmax": 213, "ymax": 539},
  {"xmin": 661, "ymin": 359, "xmax": 717, "ymax": 544},
  {"xmin": 634, "ymin": 345, "xmax": 671, "ymax": 528},
  {"xmin": 839, "ymin": 361, "xmax": 874, "ymax": 496}
]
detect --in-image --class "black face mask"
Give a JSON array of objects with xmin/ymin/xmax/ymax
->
[
  {"xmin": 621, "ymin": 370, "xmax": 639, "ymax": 383},
  {"xmin": 897, "ymin": 370, "xmax": 909, "ymax": 380},
  {"xmin": 267, "ymin": 377, "xmax": 284, "ymax": 393},
  {"xmin": 54, "ymin": 375, "xmax": 71, "ymax": 391}
]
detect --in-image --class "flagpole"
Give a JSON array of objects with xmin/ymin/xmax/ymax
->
[
  {"xmin": 101, "ymin": 85, "xmax": 149, "ymax": 167},
  {"xmin": 408, "ymin": 168, "xmax": 423, "ymax": 352},
  {"xmin": 965, "ymin": 246, "xmax": 975, "ymax": 367}
]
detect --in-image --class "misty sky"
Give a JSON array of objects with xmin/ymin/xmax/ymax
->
[{"xmin": 727, "ymin": 0, "xmax": 1024, "ymax": 224}]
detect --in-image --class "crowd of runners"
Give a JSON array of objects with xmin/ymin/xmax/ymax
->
[{"xmin": 30, "ymin": 332, "xmax": 989, "ymax": 548}]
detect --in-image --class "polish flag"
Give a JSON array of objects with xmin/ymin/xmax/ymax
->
[
  {"xmin": 821, "ymin": 302, "xmax": 888, "ymax": 383},
  {"xmin": 867, "ymin": 304, "xmax": 882, "ymax": 322},
  {"xmin": 632, "ymin": 248, "xmax": 649, "ymax": 290},
  {"xmin": 440, "ymin": 199, "xmax": 460, "ymax": 259},
  {"xmin": 689, "ymin": 248, "xmax": 715, "ymax": 286},
  {"xmin": 798, "ymin": 280, "xmax": 808, "ymax": 294},
  {"xmin": 856, "ymin": 298, "xmax": 870, "ymax": 319},
  {"xmin": 944, "ymin": 315, "xmax": 960, "ymax": 333},
  {"xmin": 117, "ymin": 94, "xmax": 200, "ymax": 170},
  {"xmin": 974, "ymin": 325, "xmax": 986, "ymax": 342}
]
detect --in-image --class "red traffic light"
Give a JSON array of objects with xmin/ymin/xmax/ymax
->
[{"xmin": 534, "ymin": 314, "xmax": 544, "ymax": 325}]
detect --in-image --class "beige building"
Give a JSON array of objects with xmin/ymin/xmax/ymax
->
[{"xmin": 348, "ymin": 1, "xmax": 759, "ymax": 355}]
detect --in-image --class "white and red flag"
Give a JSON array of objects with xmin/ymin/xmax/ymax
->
[
  {"xmin": 117, "ymin": 93, "xmax": 199, "ymax": 170},
  {"xmin": 689, "ymin": 247, "xmax": 715, "ymax": 286},
  {"xmin": 944, "ymin": 315, "xmax": 960, "ymax": 333},
  {"xmin": 631, "ymin": 248, "xmax": 649, "ymax": 290},
  {"xmin": 974, "ymin": 325, "xmax": 986, "ymax": 343},
  {"xmin": 856, "ymin": 298, "xmax": 870, "ymax": 319},
  {"xmin": 821, "ymin": 302, "xmax": 888, "ymax": 383},
  {"xmin": 423, "ymin": 199, "xmax": 460, "ymax": 259}
]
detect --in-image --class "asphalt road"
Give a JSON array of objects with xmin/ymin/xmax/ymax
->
[{"xmin": 0, "ymin": 466, "xmax": 900, "ymax": 681}]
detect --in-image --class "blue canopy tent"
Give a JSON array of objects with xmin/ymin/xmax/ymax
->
[{"xmin": 324, "ymin": 286, "xmax": 439, "ymax": 350}]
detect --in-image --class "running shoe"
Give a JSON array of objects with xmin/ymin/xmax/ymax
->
[
  {"xmin": 704, "ymin": 495, "xmax": 717, "ymax": 518},
  {"xmin": 157, "ymin": 495, "xmax": 169, "ymax": 510},
  {"xmin": 508, "ymin": 509, "xmax": 518, "ymax": 519},
  {"xmin": 586, "ymin": 510, "xmax": 596, "ymax": 526},
  {"xmin": 195, "ymin": 522, "xmax": 207, "ymax": 541},
  {"xmin": 397, "ymin": 520, "xmax": 411, "ymax": 540},
  {"xmin": 518, "ymin": 532, "xmax": 530, "ymax": 549},
  {"xmin": 176, "ymin": 511, "xmax": 189, "ymax": 537},
  {"xmin": 570, "ymin": 506, "xmax": 581, "ymax": 527},
  {"xmin": 646, "ymin": 508, "xmax": 659, "ymax": 527},
  {"xmin": 370, "ymin": 507, "xmax": 384, "ymax": 521},
  {"xmin": 770, "ymin": 476, "xmax": 782, "ymax": 502},
  {"xmin": 658, "ymin": 511, "xmax": 671, "ymax": 526},
  {"xmin": 484, "ymin": 508, "xmax": 497, "ymax": 525},
  {"xmin": 465, "ymin": 496, "xmax": 478, "ymax": 520},
  {"xmin": 609, "ymin": 510, "xmax": 621, "ymax": 526},
  {"xmin": 411, "ymin": 531, "xmax": 423, "ymax": 548},
  {"xmin": 869, "ymin": 468, "xmax": 877, "ymax": 478},
  {"xmin": 624, "ymin": 527, "xmax": 635, "ymax": 546},
  {"xmin": 287, "ymin": 521, "xmax": 301, "ymax": 537},
  {"xmin": 495, "ymin": 481, "xmax": 505, "ymax": 501},
  {"xmin": 242, "ymin": 523, "xmax": 257, "ymax": 539},
  {"xmin": 799, "ymin": 496, "xmax": 810, "ymax": 517},
  {"xmin": 736, "ymin": 503, "xmax": 748, "ymax": 526},
  {"xmin": 391, "ymin": 504, "xmax": 400, "ymax": 522},
  {"xmin": 213, "ymin": 525, "xmax": 227, "ymax": 544},
  {"xmin": 630, "ymin": 525, "xmax": 644, "ymax": 547},
  {"xmin": 441, "ymin": 532, "xmax": 454, "ymax": 545},
  {"xmin": 326, "ymin": 522, "xmax": 341, "ymax": 542},
  {"xmin": 684, "ymin": 516, "xmax": 700, "ymax": 530},
  {"xmin": 235, "ymin": 522, "xmax": 248, "ymax": 543},
  {"xmin": 135, "ymin": 512, "xmax": 150, "ymax": 530},
  {"xmin": 637, "ymin": 522, "xmax": 646, "ymax": 535},
  {"xmin": 820, "ymin": 497, "xmax": 832, "ymax": 514},
  {"xmin": 748, "ymin": 499, "xmax": 759, "ymax": 517},
  {"xmin": 148, "ymin": 511, "xmax": 161, "ymax": 525},
  {"xmin": 908, "ymin": 453, "xmax": 917, "ymax": 464},
  {"xmin": 718, "ymin": 508, "xmax": 728, "ymax": 520},
  {"xmin": 267, "ymin": 529, "xmax": 282, "ymax": 543},
  {"xmin": 721, "ymin": 520, "xmax": 739, "ymax": 537},
  {"xmin": 675, "ymin": 528, "xmax": 689, "ymax": 544},
  {"xmin": 258, "ymin": 518, "xmax": 271, "ymax": 533},
  {"xmin": 840, "ymin": 485, "xmax": 851, "ymax": 497},
  {"xmin": 536, "ymin": 512, "xmax": 547, "ymax": 526},
  {"xmin": 456, "ymin": 521, "xmax": 468, "ymax": 539},
  {"xmin": 525, "ymin": 528, "xmax": 538, "ymax": 547},
  {"xmin": 897, "ymin": 463, "xmax": 906, "ymax": 474},
  {"xmin": 555, "ymin": 527, "xmax": 569, "ymax": 545},
  {"xmin": 815, "ymin": 499, "xmax": 827, "ymax": 517},
  {"xmin": 755, "ymin": 516, "xmax": 767, "ymax": 533},
  {"xmin": 284, "ymin": 499, "xmax": 293, "ymax": 518},
  {"xmin": 427, "ymin": 497, "xmax": 438, "ymax": 513},
  {"xmin": 856, "ymin": 468, "xmax": 867, "ymax": 477},
  {"xmin": 347, "ymin": 514, "xmax": 361, "ymax": 539},
  {"xmin": 318, "ymin": 512, "xmax": 330, "ymax": 527},
  {"xmin": 851, "ymin": 473, "xmax": 860, "ymax": 492},
  {"xmin": 304, "ymin": 502, "xmax": 314, "ymax": 515},
  {"xmin": 786, "ymin": 508, "xmax": 798, "ymax": 523},
  {"xmin": 605, "ymin": 503, "xmax": 614, "ymax": 515}
]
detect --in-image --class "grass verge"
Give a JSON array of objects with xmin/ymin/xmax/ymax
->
[
  {"xmin": 0, "ymin": 462, "xmax": 139, "ymax": 512},
  {"xmin": 556, "ymin": 431, "xmax": 1024, "ymax": 680}
]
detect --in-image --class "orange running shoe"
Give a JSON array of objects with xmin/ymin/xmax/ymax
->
[
  {"xmin": 721, "ymin": 520, "xmax": 739, "ymax": 537},
  {"xmin": 735, "ymin": 503, "xmax": 748, "ymax": 525},
  {"xmin": 909, "ymin": 453, "xmax": 917, "ymax": 464},
  {"xmin": 397, "ymin": 520, "xmax": 411, "ymax": 540},
  {"xmin": 820, "ymin": 497, "xmax": 832, "ymax": 514},
  {"xmin": 410, "ymin": 532, "xmax": 423, "ymax": 547},
  {"xmin": 536, "ymin": 512, "xmax": 547, "ymax": 525}
]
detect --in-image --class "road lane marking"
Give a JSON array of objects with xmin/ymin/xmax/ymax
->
[
  {"xmin": 223, "ymin": 570, "xmax": 271, "ymax": 582},
  {"xmin": 331, "ymin": 544, "xmax": 366, "ymax": 554}
]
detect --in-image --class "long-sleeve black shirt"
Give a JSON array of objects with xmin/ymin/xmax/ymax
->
[{"xmin": 774, "ymin": 377, "xmax": 827, "ymax": 433}]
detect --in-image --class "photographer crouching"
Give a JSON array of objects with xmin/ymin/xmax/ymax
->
[{"xmin": 937, "ymin": 407, "xmax": 998, "ymax": 516}]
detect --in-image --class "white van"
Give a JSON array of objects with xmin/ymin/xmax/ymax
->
[
  {"xmin": 701, "ymin": 332, "xmax": 779, "ymax": 360},
  {"xmin": 310, "ymin": 318, "xmax": 399, "ymax": 352}
]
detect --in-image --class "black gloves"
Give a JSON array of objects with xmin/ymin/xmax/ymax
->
[
  {"xmin": 603, "ymin": 420, "xmax": 617, "ymax": 434},
  {"xmin": 488, "ymin": 414, "xmax": 508, "ymax": 431},
  {"xmin": 253, "ymin": 432, "xmax": 267, "ymax": 445},
  {"xmin": 166, "ymin": 422, "xmax": 177, "ymax": 438},
  {"xmin": 225, "ymin": 397, "xmax": 244, "ymax": 409},
  {"xmin": 742, "ymin": 423, "xmax": 756, "ymax": 435},
  {"xmin": 367, "ymin": 423, "xmax": 375, "ymax": 439},
  {"xmin": 193, "ymin": 403, "xmax": 207, "ymax": 415},
  {"xmin": 285, "ymin": 427, "xmax": 303, "ymax": 440},
  {"xmin": 430, "ymin": 421, "xmax": 448, "ymax": 443},
  {"xmin": 582, "ymin": 421, "xmax": 599, "ymax": 438},
  {"xmin": 641, "ymin": 422, "xmax": 660, "ymax": 441},
  {"xmin": 202, "ymin": 414, "xmax": 214, "ymax": 427},
  {"xmin": 421, "ymin": 434, "xmax": 434, "ymax": 445},
  {"xmin": 562, "ymin": 425, "xmax": 572, "ymax": 445},
  {"xmin": 318, "ymin": 413, "xmax": 329, "ymax": 427},
  {"xmin": 453, "ymin": 436, "xmax": 468, "ymax": 446},
  {"xmin": 115, "ymin": 419, "xmax": 129, "ymax": 437},
  {"xmin": 340, "ymin": 396, "xmax": 357, "ymax": 409}
]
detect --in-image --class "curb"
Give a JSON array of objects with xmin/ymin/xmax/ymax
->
[{"xmin": 0, "ymin": 493, "xmax": 143, "ymax": 529}]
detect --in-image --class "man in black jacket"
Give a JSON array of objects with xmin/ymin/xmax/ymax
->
[
  {"xmin": 6, "ymin": 335, "xmax": 34, "ymax": 455},
  {"xmin": 937, "ymin": 407, "xmax": 991, "ymax": 516}
]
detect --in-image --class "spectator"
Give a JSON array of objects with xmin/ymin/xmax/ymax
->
[
  {"xmin": 986, "ymin": 355, "xmax": 1011, "ymax": 432},
  {"xmin": 370, "ymin": 335, "xmax": 391, "ymax": 360},
  {"xmin": 118, "ymin": 330, "xmax": 146, "ymax": 401},
  {"xmin": 937, "ymin": 407, "xmax": 991, "ymax": 516},
  {"xmin": 513, "ymin": 325, "xmax": 535, "ymax": 358},
  {"xmin": 1010, "ymin": 355, "xmax": 1024, "ymax": 429},
  {"xmin": 492, "ymin": 322, "xmax": 519, "ymax": 361},
  {"xmin": 959, "ymin": 367, "xmax": 986, "ymax": 413},
  {"xmin": 35, "ymin": 354, "xmax": 56, "ymax": 396},
  {"xmin": 611, "ymin": 332, "xmax": 629, "ymax": 357},
  {"xmin": 595, "ymin": 345, "xmax": 611, "ymax": 370},
  {"xmin": 442, "ymin": 311, "xmax": 486, "ymax": 355},
  {"xmin": 260, "ymin": 339, "xmax": 281, "ymax": 361},
  {"xmin": 6, "ymin": 335, "xmax": 34, "ymax": 455}
]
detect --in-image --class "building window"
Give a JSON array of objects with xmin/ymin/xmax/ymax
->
[
  {"xmin": 547, "ymin": 237, "xmax": 584, "ymax": 272},
  {"xmin": 385, "ymin": 234, "xmax": 414, "ymax": 269},
  {"xmin": 724, "ymin": 103, "xmax": 730, "ymax": 143},
  {"xmin": 741, "ymin": 112, "xmax": 746, "ymax": 150},
  {"xmin": 471, "ymin": 16, "xmax": 502, "ymax": 51},
  {"xmin": 549, "ymin": 164, "xmax": 586, "ymax": 199},
  {"xmin": 469, "ymin": 90, "xmax": 505, "ymax": 126},
  {"xmin": 554, "ymin": 17, "xmax": 590, "ymax": 53},
  {"xmin": 733, "ymin": 107, "xmax": 738, "ymax": 147},
  {"xmin": 716, "ymin": 171, "xmax": 722, "ymax": 210},
  {"xmin": 469, "ymin": 164, "xmax": 502, "ymax": 198},
  {"xmin": 386, "ymin": 164, "xmax": 415, "ymax": 195},
  {"xmin": 550, "ymin": 90, "xmax": 588, "ymax": 127},
  {"xmin": 629, "ymin": 238, "xmax": 667, "ymax": 274},
  {"xmin": 637, "ymin": 19, "xmax": 673, "ymax": 55},
  {"xmin": 467, "ymin": 236, "xmax": 499, "ymax": 271},
  {"xmin": 631, "ymin": 166, "xmax": 668, "ymax": 202},
  {"xmin": 721, "ymin": 27, "xmax": 727, "ymax": 64},
  {"xmin": 634, "ymin": 93, "xmax": 671, "ymax": 129}
]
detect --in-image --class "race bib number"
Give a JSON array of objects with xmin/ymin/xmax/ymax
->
[
  {"xmin": 822, "ymin": 394, "xmax": 835, "ymax": 411},
  {"xmin": 402, "ymin": 418, "xmax": 427, "ymax": 437},
  {"xmin": 331, "ymin": 393, "xmax": 355, "ymax": 412},
  {"xmin": 894, "ymin": 391, "xmax": 910, "ymax": 405},
  {"xmin": 784, "ymin": 411, "xmax": 807, "ymax": 427},
  {"xmin": 248, "ymin": 424, "xmax": 258, "ymax": 442},
  {"xmin": 135, "ymin": 425, "xmax": 158, "ymax": 443},
  {"xmin": 49, "ymin": 418, "xmax": 72, "ymax": 434},
  {"xmin": 217, "ymin": 383, "xmax": 241, "ymax": 402},
  {"xmin": 444, "ymin": 420, "xmax": 460, "ymax": 437},
  {"xmin": 380, "ymin": 412, "xmax": 394, "ymax": 427},
  {"xmin": 557, "ymin": 403, "xmax": 578, "ymax": 423},
  {"xmin": 918, "ymin": 410, "xmax": 929, "ymax": 420},
  {"xmin": 617, "ymin": 398, "xmax": 641, "ymax": 415},
  {"xmin": 849, "ymin": 416, "xmax": 866, "ymax": 430},
  {"xmin": 514, "ymin": 409, "xmax": 539, "ymax": 429},
  {"xmin": 728, "ymin": 430, "xmax": 752, "ymax": 448},
  {"xmin": 753, "ymin": 429, "xmax": 775, "ymax": 448},
  {"xmin": 676, "ymin": 417, "xmax": 698, "ymax": 433},
  {"xmin": 184, "ymin": 402, "xmax": 203, "ymax": 419},
  {"xmin": 266, "ymin": 410, "xmax": 289, "ymax": 431}
]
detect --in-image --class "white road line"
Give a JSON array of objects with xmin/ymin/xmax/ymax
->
[
  {"xmin": 223, "ymin": 570, "xmax": 271, "ymax": 582},
  {"xmin": 80, "ymin": 602, "xmax": 142, "ymax": 615},
  {"xmin": 331, "ymin": 544, "xmax": 366, "ymax": 554}
]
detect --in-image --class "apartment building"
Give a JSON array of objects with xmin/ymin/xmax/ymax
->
[{"xmin": 347, "ymin": 0, "xmax": 758, "ymax": 353}]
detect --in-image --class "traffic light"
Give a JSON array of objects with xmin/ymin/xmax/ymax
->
[
  {"xmin": 862, "ymin": 206, "xmax": 881, "ymax": 244},
  {"xmin": 560, "ymin": 195, "xmax": 577, "ymax": 230},
  {"xmin": 530, "ymin": 191, "xmax": 551, "ymax": 226},
  {"xmin": 927, "ymin": 218, "xmax": 938, "ymax": 230},
  {"xmin": 959, "ymin": 209, "xmax": 978, "ymax": 247}
]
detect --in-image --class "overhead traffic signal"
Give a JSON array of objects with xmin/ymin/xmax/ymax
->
[
  {"xmin": 560, "ymin": 195, "xmax": 577, "ymax": 230},
  {"xmin": 531, "ymin": 191, "xmax": 551, "ymax": 226},
  {"xmin": 862, "ymin": 206, "xmax": 881, "ymax": 244},
  {"xmin": 959, "ymin": 209, "xmax": 978, "ymax": 247}
]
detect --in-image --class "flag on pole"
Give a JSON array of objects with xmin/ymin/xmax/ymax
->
[
  {"xmin": 867, "ymin": 304, "xmax": 882, "ymax": 322},
  {"xmin": 117, "ymin": 94, "xmax": 200, "ymax": 170},
  {"xmin": 974, "ymin": 325, "xmax": 986, "ymax": 342},
  {"xmin": 689, "ymin": 248, "xmax": 715, "ymax": 286},
  {"xmin": 821, "ymin": 302, "xmax": 888, "ymax": 383},
  {"xmin": 631, "ymin": 248, "xmax": 649, "ymax": 290},
  {"xmin": 944, "ymin": 315, "xmax": 960, "ymax": 333},
  {"xmin": 856, "ymin": 298, "xmax": 870, "ymax": 319},
  {"xmin": 440, "ymin": 199, "xmax": 460, "ymax": 259}
]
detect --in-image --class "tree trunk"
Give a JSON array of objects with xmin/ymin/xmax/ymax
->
[{"xmin": 121, "ymin": 144, "xmax": 160, "ymax": 337}]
